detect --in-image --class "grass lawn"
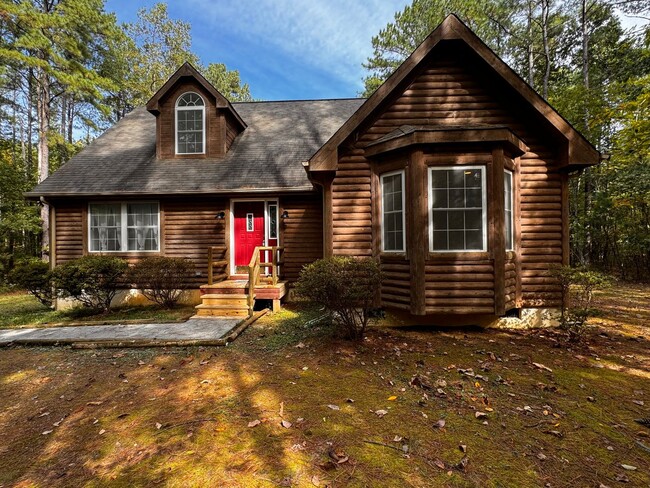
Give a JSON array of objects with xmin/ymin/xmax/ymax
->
[
  {"xmin": 0, "ymin": 291, "xmax": 195, "ymax": 328},
  {"xmin": 0, "ymin": 284, "xmax": 649, "ymax": 487}
]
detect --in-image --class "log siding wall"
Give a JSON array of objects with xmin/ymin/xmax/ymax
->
[
  {"xmin": 331, "ymin": 43, "xmax": 565, "ymax": 313},
  {"xmin": 51, "ymin": 193, "xmax": 322, "ymax": 288}
]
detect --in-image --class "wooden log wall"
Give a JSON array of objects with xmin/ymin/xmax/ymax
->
[
  {"xmin": 53, "ymin": 202, "xmax": 84, "ymax": 266},
  {"xmin": 424, "ymin": 261, "xmax": 495, "ymax": 314},
  {"xmin": 332, "ymin": 41, "xmax": 564, "ymax": 312},
  {"xmin": 280, "ymin": 194, "xmax": 323, "ymax": 283},
  {"xmin": 162, "ymin": 198, "xmax": 228, "ymax": 287}
]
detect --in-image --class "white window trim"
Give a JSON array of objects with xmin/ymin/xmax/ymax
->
[
  {"xmin": 88, "ymin": 201, "xmax": 160, "ymax": 253},
  {"xmin": 428, "ymin": 165, "xmax": 488, "ymax": 253},
  {"xmin": 380, "ymin": 170, "xmax": 407, "ymax": 253},
  {"xmin": 175, "ymin": 91, "xmax": 206, "ymax": 155},
  {"xmin": 246, "ymin": 213, "xmax": 255, "ymax": 232},
  {"xmin": 505, "ymin": 169, "xmax": 514, "ymax": 251}
]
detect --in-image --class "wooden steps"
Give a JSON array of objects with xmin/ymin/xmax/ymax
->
[{"xmin": 194, "ymin": 279, "xmax": 288, "ymax": 317}]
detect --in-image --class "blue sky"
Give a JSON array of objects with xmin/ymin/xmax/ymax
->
[{"xmin": 105, "ymin": 0, "xmax": 412, "ymax": 100}]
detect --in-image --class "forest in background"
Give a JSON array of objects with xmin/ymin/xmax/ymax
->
[{"xmin": 0, "ymin": 0, "xmax": 649, "ymax": 281}]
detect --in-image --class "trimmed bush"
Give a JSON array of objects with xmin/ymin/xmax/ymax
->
[
  {"xmin": 128, "ymin": 256, "xmax": 195, "ymax": 308},
  {"xmin": 295, "ymin": 257, "xmax": 381, "ymax": 340},
  {"xmin": 551, "ymin": 265, "xmax": 612, "ymax": 341},
  {"xmin": 53, "ymin": 255, "xmax": 128, "ymax": 312},
  {"xmin": 8, "ymin": 260, "xmax": 54, "ymax": 307}
]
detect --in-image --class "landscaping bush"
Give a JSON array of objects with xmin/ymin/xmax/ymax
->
[
  {"xmin": 8, "ymin": 259, "xmax": 54, "ymax": 307},
  {"xmin": 551, "ymin": 265, "xmax": 612, "ymax": 341},
  {"xmin": 128, "ymin": 256, "xmax": 195, "ymax": 308},
  {"xmin": 52, "ymin": 255, "xmax": 128, "ymax": 312},
  {"xmin": 295, "ymin": 257, "xmax": 381, "ymax": 340}
]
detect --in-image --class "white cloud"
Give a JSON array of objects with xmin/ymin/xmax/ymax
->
[{"xmin": 186, "ymin": 0, "xmax": 410, "ymax": 88}]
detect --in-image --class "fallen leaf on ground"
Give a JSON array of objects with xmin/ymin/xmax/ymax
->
[
  {"xmin": 247, "ymin": 420, "xmax": 261, "ymax": 428},
  {"xmin": 375, "ymin": 410, "xmax": 388, "ymax": 417},
  {"xmin": 532, "ymin": 362, "xmax": 553, "ymax": 373},
  {"xmin": 327, "ymin": 404, "xmax": 340, "ymax": 411},
  {"xmin": 433, "ymin": 419, "xmax": 446, "ymax": 429},
  {"xmin": 621, "ymin": 464, "xmax": 637, "ymax": 471},
  {"xmin": 281, "ymin": 420, "xmax": 292, "ymax": 428},
  {"xmin": 475, "ymin": 412, "xmax": 488, "ymax": 419},
  {"xmin": 387, "ymin": 395, "xmax": 397, "ymax": 401}
]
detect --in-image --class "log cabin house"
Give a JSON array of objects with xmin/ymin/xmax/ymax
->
[{"xmin": 27, "ymin": 15, "xmax": 600, "ymax": 323}]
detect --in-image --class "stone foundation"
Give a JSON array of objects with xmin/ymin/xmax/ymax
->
[{"xmin": 55, "ymin": 289, "xmax": 202, "ymax": 311}]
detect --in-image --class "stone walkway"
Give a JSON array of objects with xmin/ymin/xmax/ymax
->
[{"xmin": 0, "ymin": 316, "xmax": 249, "ymax": 347}]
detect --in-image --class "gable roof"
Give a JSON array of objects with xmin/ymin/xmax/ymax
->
[
  {"xmin": 146, "ymin": 62, "xmax": 247, "ymax": 130},
  {"xmin": 26, "ymin": 99, "xmax": 364, "ymax": 198},
  {"xmin": 308, "ymin": 14, "xmax": 600, "ymax": 172}
]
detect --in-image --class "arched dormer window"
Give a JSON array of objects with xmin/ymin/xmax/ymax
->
[{"xmin": 175, "ymin": 92, "xmax": 205, "ymax": 154}]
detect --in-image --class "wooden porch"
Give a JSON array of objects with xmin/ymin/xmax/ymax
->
[{"xmin": 194, "ymin": 245, "xmax": 287, "ymax": 318}]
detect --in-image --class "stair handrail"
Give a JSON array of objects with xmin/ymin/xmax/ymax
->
[
  {"xmin": 247, "ymin": 246, "xmax": 284, "ymax": 314},
  {"xmin": 207, "ymin": 245, "xmax": 229, "ymax": 285}
]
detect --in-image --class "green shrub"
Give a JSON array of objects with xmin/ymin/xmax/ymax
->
[
  {"xmin": 8, "ymin": 260, "xmax": 54, "ymax": 307},
  {"xmin": 53, "ymin": 255, "xmax": 128, "ymax": 312},
  {"xmin": 295, "ymin": 257, "xmax": 381, "ymax": 340},
  {"xmin": 551, "ymin": 265, "xmax": 612, "ymax": 341},
  {"xmin": 128, "ymin": 256, "xmax": 195, "ymax": 308}
]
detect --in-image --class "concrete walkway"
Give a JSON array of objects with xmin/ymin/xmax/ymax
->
[{"xmin": 0, "ymin": 316, "xmax": 253, "ymax": 347}]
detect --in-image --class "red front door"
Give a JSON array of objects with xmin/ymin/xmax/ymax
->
[{"xmin": 234, "ymin": 202, "xmax": 265, "ymax": 269}]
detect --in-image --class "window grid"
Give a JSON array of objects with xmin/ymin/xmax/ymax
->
[
  {"xmin": 429, "ymin": 166, "xmax": 486, "ymax": 252},
  {"xmin": 175, "ymin": 92, "xmax": 205, "ymax": 155},
  {"xmin": 381, "ymin": 171, "xmax": 406, "ymax": 252},
  {"xmin": 504, "ymin": 170, "xmax": 514, "ymax": 251},
  {"xmin": 89, "ymin": 202, "xmax": 160, "ymax": 252}
]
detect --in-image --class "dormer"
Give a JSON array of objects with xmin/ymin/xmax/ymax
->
[{"xmin": 146, "ymin": 62, "xmax": 246, "ymax": 159}]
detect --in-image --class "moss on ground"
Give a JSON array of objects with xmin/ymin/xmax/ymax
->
[
  {"xmin": 0, "ymin": 291, "xmax": 194, "ymax": 328},
  {"xmin": 0, "ymin": 284, "xmax": 649, "ymax": 486}
]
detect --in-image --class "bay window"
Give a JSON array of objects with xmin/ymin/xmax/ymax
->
[
  {"xmin": 89, "ymin": 202, "xmax": 160, "ymax": 252},
  {"xmin": 429, "ymin": 166, "xmax": 487, "ymax": 252}
]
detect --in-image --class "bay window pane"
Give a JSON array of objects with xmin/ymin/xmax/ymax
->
[
  {"xmin": 430, "ymin": 167, "xmax": 486, "ymax": 251},
  {"xmin": 89, "ymin": 203, "xmax": 121, "ymax": 252}
]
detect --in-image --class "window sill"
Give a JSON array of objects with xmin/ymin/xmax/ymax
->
[
  {"xmin": 427, "ymin": 251, "xmax": 490, "ymax": 261},
  {"xmin": 380, "ymin": 252, "xmax": 408, "ymax": 261},
  {"xmin": 87, "ymin": 251, "xmax": 162, "ymax": 257}
]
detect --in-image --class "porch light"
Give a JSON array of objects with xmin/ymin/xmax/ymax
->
[
  {"xmin": 281, "ymin": 210, "xmax": 289, "ymax": 219},
  {"xmin": 215, "ymin": 211, "xmax": 225, "ymax": 220}
]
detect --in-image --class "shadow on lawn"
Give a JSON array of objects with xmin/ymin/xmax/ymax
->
[{"xmin": 1, "ymin": 304, "xmax": 650, "ymax": 486}]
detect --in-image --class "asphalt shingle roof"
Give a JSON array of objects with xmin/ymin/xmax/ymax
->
[{"xmin": 27, "ymin": 98, "xmax": 365, "ymax": 197}]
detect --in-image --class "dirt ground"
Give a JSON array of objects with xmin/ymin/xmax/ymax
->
[{"xmin": 0, "ymin": 283, "xmax": 649, "ymax": 487}]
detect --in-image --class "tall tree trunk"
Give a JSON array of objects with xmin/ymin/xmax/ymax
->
[
  {"xmin": 37, "ymin": 67, "xmax": 51, "ymax": 261},
  {"xmin": 540, "ymin": 0, "xmax": 551, "ymax": 99},
  {"xmin": 527, "ymin": 1, "xmax": 535, "ymax": 86},
  {"xmin": 67, "ymin": 98, "xmax": 74, "ymax": 143},
  {"xmin": 27, "ymin": 68, "xmax": 34, "ymax": 178}
]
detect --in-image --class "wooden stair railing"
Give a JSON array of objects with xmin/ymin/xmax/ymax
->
[
  {"xmin": 247, "ymin": 246, "xmax": 284, "ymax": 315},
  {"xmin": 207, "ymin": 245, "xmax": 229, "ymax": 285}
]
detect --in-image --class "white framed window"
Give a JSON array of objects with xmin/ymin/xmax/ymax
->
[
  {"xmin": 175, "ymin": 92, "xmax": 205, "ymax": 155},
  {"xmin": 429, "ymin": 166, "xmax": 487, "ymax": 252},
  {"xmin": 380, "ymin": 170, "xmax": 406, "ymax": 252},
  {"xmin": 89, "ymin": 202, "xmax": 160, "ymax": 252},
  {"xmin": 504, "ymin": 170, "xmax": 514, "ymax": 251}
]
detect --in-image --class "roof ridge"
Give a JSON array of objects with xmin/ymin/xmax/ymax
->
[{"xmin": 232, "ymin": 97, "xmax": 366, "ymax": 104}]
